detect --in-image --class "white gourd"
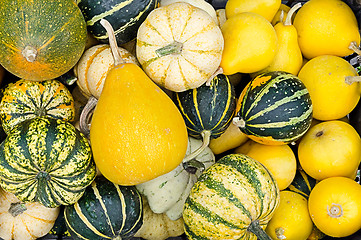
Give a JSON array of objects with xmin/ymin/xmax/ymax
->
[{"xmin": 136, "ymin": 137, "xmax": 215, "ymax": 220}]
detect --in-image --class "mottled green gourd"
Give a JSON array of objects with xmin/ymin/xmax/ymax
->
[
  {"xmin": 0, "ymin": 116, "xmax": 96, "ymax": 208},
  {"xmin": 0, "ymin": 0, "xmax": 87, "ymax": 81}
]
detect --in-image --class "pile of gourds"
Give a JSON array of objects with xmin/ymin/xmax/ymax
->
[{"xmin": 0, "ymin": 0, "xmax": 361, "ymax": 239}]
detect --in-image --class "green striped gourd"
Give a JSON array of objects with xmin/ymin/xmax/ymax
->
[
  {"xmin": 74, "ymin": 44, "xmax": 139, "ymax": 99},
  {"xmin": 233, "ymin": 71, "xmax": 313, "ymax": 145},
  {"xmin": 0, "ymin": 116, "xmax": 96, "ymax": 208},
  {"xmin": 64, "ymin": 176, "xmax": 143, "ymax": 240},
  {"xmin": 0, "ymin": 79, "xmax": 75, "ymax": 135},
  {"xmin": 77, "ymin": 0, "xmax": 158, "ymax": 45},
  {"xmin": 286, "ymin": 169, "xmax": 317, "ymax": 199},
  {"xmin": 174, "ymin": 74, "xmax": 236, "ymax": 161},
  {"xmin": 183, "ymin": 153, "xmax": 280, "ymax": 240}
]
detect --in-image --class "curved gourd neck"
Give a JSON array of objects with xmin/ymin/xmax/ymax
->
[{"xmin": 100, "ymin": 19, "xmax": 125, "ymax": 66}]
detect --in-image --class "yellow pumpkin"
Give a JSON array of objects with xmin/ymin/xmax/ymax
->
[
  {"xmin": 308, "ymin": 176, "xmax": 361, "ymax": 237},
  {"xmin": 0, "ymin": 188, "xmax": 60, "ymax": 240},
  {"xmin": 298, "ymin": 120, "xmax": 361, "ymax": 181},
  {"xmin": 266, "ymin": 190, "xmax": 314, "ymax": 240},
  {"xmin": 136, "ymin": 2, "xmax": 224, "ymax": 92}
]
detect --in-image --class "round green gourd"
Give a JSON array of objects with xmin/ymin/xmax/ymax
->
[
  {"xmin": 77, "ymin": 0, "xmax": 158, "ymax": 45},
  {"xmin": 0, "ymin": 116, "xmax": 96, "ymax": 208},
  {"xmin": 0, "ymin": 79, "xmax": 75, "ymax": 135},
  {"xmin": 183, "ymin": 153, "xmax": 280, "ymax": 240},
  {"xmin": 174, "ymin": 74, "xmax": 236, "ymax": 161},
  {"xmin": 233, "ymin": 71, "xmax": 313, "ymax": 145},
  {"xmin": 64, "ymin": 176, "xmax": 143, "ymax": 240},
  {"xmin": 0, "ymin": 0, "xmax": 87, "ymax": 81}
]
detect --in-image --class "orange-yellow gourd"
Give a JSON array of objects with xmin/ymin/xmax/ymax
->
[{"xmin": 89, "ymin": 19, "xmax": 188, "ymax": 186}]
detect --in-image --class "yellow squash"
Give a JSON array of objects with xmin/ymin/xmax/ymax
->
[{"xmin": 89, "ymin": 20, "xmax": 188, "ymax": 186}]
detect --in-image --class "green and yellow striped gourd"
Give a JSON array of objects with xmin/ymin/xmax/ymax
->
[
  {"xmin": 233, "ymin": 71, "xmax": 313, "ymax": 145},
  {"xmin": 64, "ymin": 176, "xmax": 143, "ymax": 240},
  {"xmin": 0, "ymin": 116, "xmax": 96, "ymax": 208},
  {"xmin": 183, "ymin": 153, "xmax": 280, "ymax": 240},
  {"xmin": 0, "ymin": 79, "xmax": 75, "ymax": 134}
]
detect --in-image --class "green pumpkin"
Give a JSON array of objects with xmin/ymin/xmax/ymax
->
[
  {"xmin": 174, "ymin": 74, "xmax": 236, "ymax": 161},
  {"xmin": 64, "ymin": 176, "xmax": 143, "ymax": 240},
  {"xmin": 233, "ymin": 71, "xmax": 313, "ymax": 145},
  {"xmin": 0, "ymin": 116, "xmax": 96, "ymax": 208},
  {"xmin": 183, "ymin": 153, "xmax": 280, "ymax": 240},
  {"xmin": 0, "ymin": 0, "xmax": 87, "ymax": 81},
  {"xmin": 0, "ymin": 79, "xmax": 75, "ymax": 135},
  {"xmin": 286, "ymin": 169, "xmax": 317, "ymax": 199},
  {"xmin": 77, "ymin": 0, "xmax": 158, "ymax": 45}
]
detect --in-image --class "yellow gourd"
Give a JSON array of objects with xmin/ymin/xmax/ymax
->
[
  {"xmin": 308, "ymin": 176, "xmax": 361, "ymax": 237},
  {"xmin": 256, "ymin": 3, "xmax": 303, "ymax": 76},
  {"xmin": 89, "ymin": 19, "xmax": 188, "ymax": 186},
  {"xmin": 271, "ymin": 4, "xmax": 290, "ymax": 26},
  {"xmin": 225, "ymin": 0, "xmax": 281, "ymax": 21},
  {"xmin": 293, "ymin": 0, "xmax": 360, "ymax": 59},
  {"xmin": 265, "ymin": 191, "xmax": 314, "ymax": 240},
  {"xmin": 220, "ymin": 12, "xmax": 278, "ymax": 75}
]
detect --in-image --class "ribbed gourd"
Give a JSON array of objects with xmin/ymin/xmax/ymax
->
[
  {"xmin": 183, "ymin": 153, "xmax": 280, "ymax": 240},
  {"xmin": 64, "ymin": 176, "xmax": 143, "ymax": 240},
  {"xmin": 0, "ymin": 116, "xmax": 96, "ymax": 208},
  {"xmin": 233, "ymin": 71, "xmax": 313, "ymax": 145},
  {"xmin": 77, "ymin": 0, "xmax": 158, "ymax": 45},
  {"xmin": 0, "ymin": 79, "xmax": 75, "ymax": 134},
  {"xmin": 174, "ymin": 74, "xmax": 236, "ymax": 161}
]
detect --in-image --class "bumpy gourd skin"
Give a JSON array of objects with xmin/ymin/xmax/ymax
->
[
  {"xmin": 293, "ymin": 0, "xmax": 360, "ymax": 59},
  {"xmin": 90, "ymin": 63, "xmax": 188, "ymax": 186}
]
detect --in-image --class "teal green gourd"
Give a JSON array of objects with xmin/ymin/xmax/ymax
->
[
  {"xmin": 233, "ymin": 71, "xmax": 313, "ymax": 145},
  {"xmin": 64, "ymin": 176, "xmax": 143, "ymax": 240},
  {"xmin": 0, "ymin": 116, "xmax": 96, "ymax": 208}
]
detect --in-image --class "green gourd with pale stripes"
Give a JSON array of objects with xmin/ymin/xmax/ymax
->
[
  {"xmin": 183, "ymin": 153, "xmax": 280, "ymax": 240},
  {"xmin": 0, "ymin": 79, "xmax": 75, "ymax": 135},
  {"xmin": 64, "ymin": 176, "xmax": 143, "ymax": 240},
  {"xmin": 77, "ymin": 0, "xmax": 158, "ymax": 45},
  {"xmin": 286, "ymin": 169, "xmax": 317, "ymax": 199},
  {"xmin": 233, "ymin": 71, "xmax": 313, "ymax": 145},
  {"xmin": 0, "ymin": 116, "xmax": 96, "ymax": 208}
]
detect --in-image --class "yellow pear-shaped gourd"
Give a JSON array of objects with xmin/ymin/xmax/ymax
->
[
  {"xmin": 225, "ymin": 0, "xmax": 281, "ymax": 22},
  {"xmin": 89, "ymin": 19, "xmax": 188, "ymax": 186},
  {"xmin": 255, "ymin": 3, "xmax": 303, "ymax": 76},
  {"xmin": 220, "ymin": 12, "xmax": 278, "ymax": 75},
  {"xmin": 293, "ymin": 0, "xmax": 360, "ymax": 59}
]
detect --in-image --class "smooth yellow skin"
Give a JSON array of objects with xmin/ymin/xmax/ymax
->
[
  {"xmin": 298, "ymin": 120, "xmax": 361, "ymax": 181},
  {"xmin": 308, "ymin": 177, "xmax": 361, "ymax": 237},
  {"xmin": 293, "ymin": 0, "xmax": 360, "ymax": 59},
  {"xmin": 256, "ymin": 11, "xmax": 303, "ymax": 76},
  {"xmin": 297, "ymin": 55, "xmax": 360, "ymax": 121},
  {"xmin": 225, "ymin": 0, "xmax": 281, "ymax": 21},
  {"xmin": 209, "ymin": 121, "xmax": 248, "ymax": 155},
  {"xmin": 90, "ymin": 63, "xmax": 188, "ymax": 185},
  {"xmin": 266, "ymin": 191, "xmax": 313, "ymax": 240},
  {"xmin": 234, "ymin": 140, "xmax": 297, "ymax": 190},
  {"xmin": 220, "ymin": 12, "xmax": 278, "ymax": 75}
]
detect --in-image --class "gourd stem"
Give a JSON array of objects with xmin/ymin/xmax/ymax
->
[
  {"xmin": 349, "ymin": 41, "xmax": 361, "ymax": 56},
  {"xmin": 100, "ymin": 19, "xmax": 125, "ymax": 66},
  {"xmin": 284, "ymin": 3, "xmax": 302, "ymax": 26},
  {"xmin": 183, "ymin": 131, "xmax": 212, "ymax": 162},
  {"xmin": 22, "ymin": 46, "xmax": 37, "ymax": 62},
  {"xmin": 112, "ymin": 236, "xmax": 122, "ymax": 240},
  {"xmin": 9, "ymin": 202, "xmax": 27, "ymax": 217},
  {"xmin": 247, "ymin": 220, "xmax": 272, "ymax": 240},
  {"xmin": 155, "ymin": 41, "xmax": 183, "ymax": 57},
  {"xmin": 232, "ymin": 116, "xmax": 246, "ymax": 129},
  {"xmin": 79, "ymin": 96, "xmax": 98, "ymax": 139},
  {"xmin": 345, "ymin": 75, "xmax": 361, "ymax": 85},
  {"xmin": 206, "ymin": 67, "xmax": 224, "ymax": 86},
  {"xmin": 183, "ymin": 159, "xmax": 206, "ymax": 174}
]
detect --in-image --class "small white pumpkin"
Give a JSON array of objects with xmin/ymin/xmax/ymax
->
[
  {"xmin": 136, "ymin": 2, "xmax": 224, "ymax": 92},
  {"xmin": 136, "ymin": 136, "xmax": 215, "ymax": 220},
  {"xmin": 74, "ymin": 44, "xmax": 139, "ymax": 99},
  {"xmin": 0, "ymin": 188, "xmax": 60, "ymax": 240}
]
